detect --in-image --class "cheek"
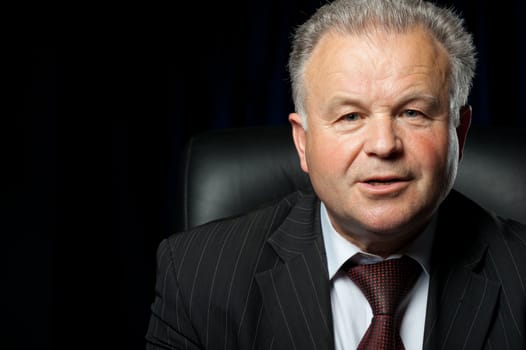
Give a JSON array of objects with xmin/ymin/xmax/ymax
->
[
  {"xmin": 410, "ymin": 130, "xmax": 452, "ymax": 177},
  {"xmin": 306, "ymin": 133, "xmax": 359, "ymax": 175}
]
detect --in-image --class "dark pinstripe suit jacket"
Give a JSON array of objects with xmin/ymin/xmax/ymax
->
[{"xmin": 146, "ymin": 189, "xmax": 526, "ymax": 350}]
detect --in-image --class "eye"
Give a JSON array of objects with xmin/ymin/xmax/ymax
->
[
  {"xmin": 402, "ymin": 109, "xmax": 423, "ymax": 118},
  {"xmin": 342, "ymin": 112, "xmax": 361, "ymax": 122},
  {"xmin": 333, "ymin": 112, "xmax": 364, "ymax": 132}
]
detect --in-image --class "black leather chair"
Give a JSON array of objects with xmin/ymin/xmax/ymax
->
[{"xmin": 175, "ymin": 125, "xmax": 526, "ymax": 232}]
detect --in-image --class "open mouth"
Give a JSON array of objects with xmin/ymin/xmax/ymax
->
[{"xmin": 365, "ymin": 179, "xmax": 401, "ymax": 185}]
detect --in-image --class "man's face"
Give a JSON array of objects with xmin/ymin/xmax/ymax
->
[{"xmin": 290, "ymin": 28, "xmax": 470, "ymax": 254}]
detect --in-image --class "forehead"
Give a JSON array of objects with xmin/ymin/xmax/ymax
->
[
  {"xmin": 302, "ymin": 27, "xmax": 450, "ymax": 110},
  {"xmin": 305, "ymin": 26, "xmax": 449, "ymax": 87}
]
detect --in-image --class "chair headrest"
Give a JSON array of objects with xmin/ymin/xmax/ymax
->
[{"xmin": 454, "ymin": 126, "xmax": 526, "ymax": 224}]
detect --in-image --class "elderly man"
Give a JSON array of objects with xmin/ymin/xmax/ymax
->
[{"xmin": 146, "ymin": 1, "xmax": 526, "ymax": 349}]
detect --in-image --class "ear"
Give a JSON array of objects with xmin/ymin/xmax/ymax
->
[
  {"xmin": 456, "ymin": 105, "xmax": 472, "ymax": 160},
  {"xmin": 289, "ymin": 113, "xmax": 309, "ymax": 173}
]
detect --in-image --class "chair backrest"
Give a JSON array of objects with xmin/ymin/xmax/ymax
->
[{"xmin": 175, "ymin": 125, "xmax": 526, "ymax": 231}]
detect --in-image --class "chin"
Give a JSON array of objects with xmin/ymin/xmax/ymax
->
[{"xmin": 358, "ymin": 207, "xmax": 432, "ymax": 237}]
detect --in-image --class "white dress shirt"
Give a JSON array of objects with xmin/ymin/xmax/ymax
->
[{"xmin": 320, "ymin": 202, "xmax": 436, "ymax": 350}]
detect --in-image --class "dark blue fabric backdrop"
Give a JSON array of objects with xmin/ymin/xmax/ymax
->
[{"xmin": 9, "ymin": 1, "xmax": 526, "ymax": 349}]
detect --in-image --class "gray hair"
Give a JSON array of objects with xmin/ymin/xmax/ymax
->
[{"xmin": 288, "ymin": 0, "xmax": 477, "ymax": 127}]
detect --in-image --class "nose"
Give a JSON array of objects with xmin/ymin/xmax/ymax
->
[{"xmin": 363, "ymin": 117, "xmax": 402, "ymax": 158}]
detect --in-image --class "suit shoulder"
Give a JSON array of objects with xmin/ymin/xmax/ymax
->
[
  {"xmin": 480, "ymin": 213, "xmax": 526, "ymax": 249},
  {"xmin": 162, "ymin": 190, "xmax": 311, "ymax": 260},
  {"xmin": 504, "ymin": 218, "xmax": 526, "ymax": 235},
  {"xmin": 152, "ymin": 191, "xmax": 316, "ymax": 304},
  {"xmin": 480, "ymin": 217, "xmax": 526, "ymax": 294},
  {"xmin": 499, "ymin": 218, "xmax": 526, "ymax": 252}
]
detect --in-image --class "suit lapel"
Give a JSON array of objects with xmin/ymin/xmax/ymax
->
[
  {"xmin": 255, "ymin": 193, "xmax": 334, "ymax": 350},
  {"xmin": 423, "ymin": 191, "xmax": 501, "ymax": 350},
  {"xmin": 423, "ymin": 257, "xmax": 500, "ymax": 350}
]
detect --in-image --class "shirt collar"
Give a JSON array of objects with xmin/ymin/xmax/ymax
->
[{"xmin": 320, "ymin": 202, "xmax": 436, "ymax": 279}]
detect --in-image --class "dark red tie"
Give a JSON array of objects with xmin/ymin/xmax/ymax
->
[{"xmin": 346, "ymin": 256, "xmax": 421, "ymax": 350}]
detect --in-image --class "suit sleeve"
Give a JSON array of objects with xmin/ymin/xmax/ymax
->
[{"xmin": 145, "ymin": 238, "xmax": 202, "ymax": 350}]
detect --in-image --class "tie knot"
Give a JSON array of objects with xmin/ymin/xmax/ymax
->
[{"xmin": 346, "ymin": 255, "xmax": 421, "ymax": 315}]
